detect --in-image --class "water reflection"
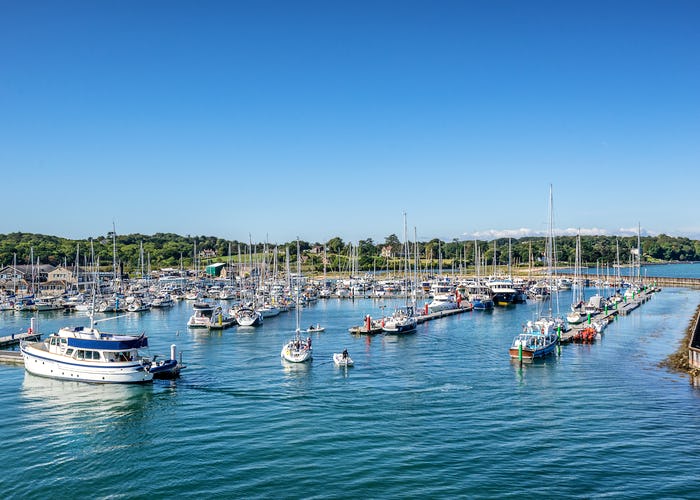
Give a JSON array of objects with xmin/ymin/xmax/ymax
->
[{"xmin": 20, "ymin": 372, "xmax": 157, "ymax": 429}]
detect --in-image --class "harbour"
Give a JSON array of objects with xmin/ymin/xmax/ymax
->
[
  {"xmin": 2, "ymin": 0, "xmax": 698, "ymax": 495},
  {"xmin": 1, "ymin": 278, "xmax": 700, "ymax": 498}
]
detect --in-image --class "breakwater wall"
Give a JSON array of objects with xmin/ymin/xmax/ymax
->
[
  {"xmin": 554, "ymin": 274, "xmax": 700, "ymax": 289},
  {"xmin": 688, "ymin": 307, "xmax": 700, "ymax": 370}
]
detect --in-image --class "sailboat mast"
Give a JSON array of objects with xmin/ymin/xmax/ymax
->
[
  {"xmin": 295, "ymin": 238, "xmax": 301, "ymax": 335},
  {"xmin": 637, "ymin": 222, "xmax": 642, "ymax": 282},
  {"xmin": 402, "ymin": 212, "xmax": 409, "ymax": 306},
  {"xmin": 112, "ymin": 222, "xmax": 118, "ymax": 286}
]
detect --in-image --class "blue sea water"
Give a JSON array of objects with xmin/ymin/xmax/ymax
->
[
  {"xmin": 2, "ymin": 280, "xmax": 700, "ymax": 498},
  {"xmin": 581, "ymin": 262, "xmax": 700, "ymax": 279}
]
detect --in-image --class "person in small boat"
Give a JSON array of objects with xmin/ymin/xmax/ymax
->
[
  {"xmin": 309, "ymin": 325, "xmax": 314, "ymax": 331},
  {"xmin": 342, "ymin": 348, "xmax": 348, "ymax": 359}
]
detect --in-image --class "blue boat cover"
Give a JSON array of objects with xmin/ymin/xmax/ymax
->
[{"xmin": 67, "ymin": 334, "xmax": 148, "ymax": 350}]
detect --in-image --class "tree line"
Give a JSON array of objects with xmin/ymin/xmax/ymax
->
[{"xmin": 1, "ymin": 232, "xmax": 698, "ymax": 274}]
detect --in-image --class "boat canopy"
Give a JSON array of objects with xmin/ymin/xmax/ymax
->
[{"xmin": 67, "ymin": 334, "xmax": 148, "ymax": 350}]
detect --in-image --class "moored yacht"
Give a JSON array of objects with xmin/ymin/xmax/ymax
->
[
  {"xmin": 187, "ymin": 302, "xmax": 233, "ymax": 328},
  {"xmin": 509, "ymin": 319, "xmax": 560, "ymax": 360},
  {"xmin": 488, "ymin": 279, "xmax": 518, "ymax": 306},
  {"xmin": 381, "ymin": 306, "xmax": 417, "ymax": 334},
  {"xmin": 234, "ymin": 306, "xmax": 263, "ymax": 327},
  {"xmin": 20, "ymin": 325, "xmax": 154, "ymax": 383}
]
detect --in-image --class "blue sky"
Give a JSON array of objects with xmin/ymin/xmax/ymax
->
[{"xmin": 1, "ymin": 0, "xmax": 698, "ymax": 244}]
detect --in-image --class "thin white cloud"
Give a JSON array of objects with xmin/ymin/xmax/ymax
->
[
  {"xmin": 617, "ymin": 227, "xmax": 655, "ymax": 237},
  {"xmin": 558, "ymin": 227, "xmax": 609, "ymax": 237},
  {"xmin": 462, "ymin": 227, "xmax": 657, "ymax": 240},
  {"xmin": 465, "ymin": 228, "xmax": 538, "ymax": 240}
]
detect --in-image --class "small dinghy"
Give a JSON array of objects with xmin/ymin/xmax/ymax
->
[
  {"xmin": 333, "ymin": 350, "xmax": 353, "ymax": 367},
  {"xmin": 305, "ymin": 324, "xmax": 325, "ymax": 333}
]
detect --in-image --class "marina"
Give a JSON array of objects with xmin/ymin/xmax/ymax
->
[
  {"xmin": 0, "ymin": 274, "xmax": 699, "ymax": 497},
  {"xmin": 2, "ymin": 0, "xmax": 698, "ymax": 495}
]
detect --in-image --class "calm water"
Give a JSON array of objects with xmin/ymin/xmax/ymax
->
[{"xmin": 2, "ymin": 284, "xmax": 700, "ymax": 498}]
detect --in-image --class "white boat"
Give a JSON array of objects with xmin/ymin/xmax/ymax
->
[
  {"xmin": 281, "ymin": 335, "xmax": 313, "ymax": 363},
  {"xmin": 382, "ymin": 306, "xmax": 417, "ymax": 334},
  {"xmin": 187, "ymin": 302, "xmax": 233, "ymax": 328},
  {"xmin": 150, "ymin": 293, "xmax": 174, "ymax": 308},
  {"xmin": 509, "ymin": 319, "xmax": 559, "ymax": 360},
  {"xmin": 281, "ymin": 239, "xmax": 313, "ymax": 363},
  {"xmin": 426, "ymin": 293, "xmax": 457, "ymax": 313},
  {"xmin": 34, "ymin": 297, "xmax": 65, "ymax": 311},
  {"xmin": 333, "ymin": 350, "xmax": 354, "ymax": 367},
  {"xmin": 235, "ymin": 306, "xmax": 263, "ymax": 327},
  {"xmin": 567, "ymin": 231, "xmax": 586, "ymax": 325},
  {"xmin": 381, "ymin": 214, "xmax": 417, "ymax": 335},
  {"xmin": 97, "ymin": 295, "xmax": 125, "ymax": 313},
  {"xmin": 305, "ymin": 324, "xmax": 325, "ymax": 333},
  {"xmin": 127, "ymin": 298, "xmax": 151, "ymax": 313},
  {"xmin": 258, "ymin": 303, "xmax": 280, "ymax": 318},
  {"xmin": 510, "ymin": 185, "xmax": 567, "ymax": 359},
  {"xmin": 20, "ymin": 324, "xmax": 155, "ymax": 383}
]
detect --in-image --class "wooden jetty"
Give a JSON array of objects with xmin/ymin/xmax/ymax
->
[
  {"xmin": 0, "ymin": 350, "xmax": 24, "ymax": 365},
  {"xmin": 554, "ymin": 274, "xmax": 700, "ymax": 289},
  {"xmin": 559, "ymin": 288, "xmax": 657, "ymax": 343},
  {"xmin": 416, "ymin": 306, "xmax": 472, "ymax": 324},
  {"xmin": 0, "ymin": 331, "xmax": 41, "ymax": 348},
  {"xmin": 349, "ymin": 305, "xmax": 472, "ymax": 333}
]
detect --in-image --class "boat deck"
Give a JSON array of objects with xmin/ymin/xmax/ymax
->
[{"xmin": 208, "ymin": 318, "xmax": 237, "ymax": 330}]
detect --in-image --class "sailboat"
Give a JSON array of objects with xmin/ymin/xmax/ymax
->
[
  {"xmin": 281, "ymin": 239, "xmax": 312, "ymax": 363},
  {"xmin": 381, "ymin": 213, "xmax": 417, "ymax": 334},
  {"xmin": 567, "ymin": 230, "xmax": 587, "ymax": 324},
  {"xmin": 509, "ymin": 185, "xmax": 563, "ymax": 360},
  {"xmin": 469, "ymin": 240, "xmax": 494, "ymax": 311}
]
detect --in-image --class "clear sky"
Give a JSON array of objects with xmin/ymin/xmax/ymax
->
[{"xmin": 1, "ymin": 0, "xmax": 698, "ymax": 244}]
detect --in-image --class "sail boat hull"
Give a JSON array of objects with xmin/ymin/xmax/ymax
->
[
  {"xmin": 281, "ymin": 341, "xmax": 312, "ymax": 363},
  {"xmin": 508, "ymin": 335, "xmax": 558, "ymax": 359},
  {"xmin": 280, "ymin": 239, "xmax": 313, "ymax": 363}
]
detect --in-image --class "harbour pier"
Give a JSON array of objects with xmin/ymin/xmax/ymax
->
[
  {"xmin": 0, "ymin": 330, "xmax": 40, "ymax": 348},
  {"xmin": 559, "ymin": 287, "xmax": 657, "ymax": 343},
  {"xmin": 0, "ymin": 350, "xmax": 23, "ymax": 365}
]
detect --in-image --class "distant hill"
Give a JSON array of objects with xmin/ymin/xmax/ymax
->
[{"xmin": 0, "ymin": 231, "xmax": 698, "ymax": 273}]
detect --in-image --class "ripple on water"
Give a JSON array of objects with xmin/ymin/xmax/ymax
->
[{"xmin": 2, "ymin": 291, "xmax": 700, "ymax": 498}]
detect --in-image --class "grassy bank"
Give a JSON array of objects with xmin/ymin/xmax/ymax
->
[{"xmin": 660, "ymin": 304, "xmax": 700, "ymax": 376}]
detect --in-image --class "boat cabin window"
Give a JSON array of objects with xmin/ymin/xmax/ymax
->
[
  {"xmin": 65, "ymin": 348, "xmax": 74, "ymax": 357},
  {"xmin": 76, "ymin": 350, "xmax": 85, "ymax": 360},
  {"xmin": 114, "ymin": 352, "xmax": 132, "ymax": 362},
  {"xmin": 49, "ymin": 336, "xmax": 66, "ymax": 347}
]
